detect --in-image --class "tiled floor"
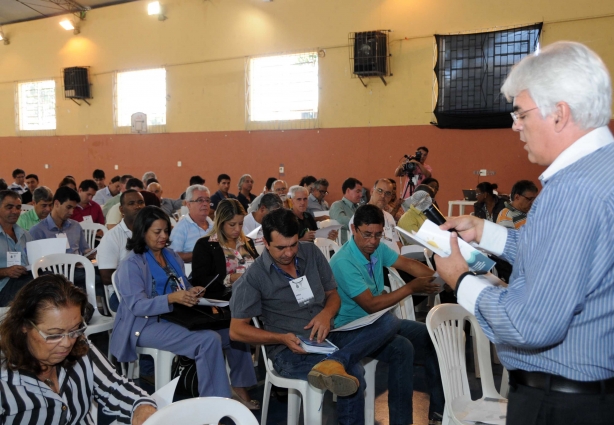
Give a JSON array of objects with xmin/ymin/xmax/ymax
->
[{"xmin": 93, "ymin": 326, "xmax": 503, "ymax": 425}]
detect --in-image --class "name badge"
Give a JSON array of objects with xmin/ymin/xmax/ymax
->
[
  {"xmin": 83, "ymin": 215, "xmax": 93, "ymax": 223},
  {"xmin": 56, "ymin": 233, "xmax": 70, "ymax": 249},
  {"xmin": 289, "ymin": 276, "xmax": 315, "ymax": 306},
  {"xmin": 176, "ymin": 276, "xmax": 186, "ymax": 291},
  {"xmin": 7, "ymin": 252, "xmax": 21, "ymax": 267},
  {"xmin": 236, "ymin": 266, "xmax": 246, "ymax": 274}
]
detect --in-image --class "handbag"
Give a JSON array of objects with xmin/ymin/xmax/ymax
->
[
  {"xmin": 160, "ymin": 303, "xmax": 231, "ymax": 331},
  {"xmin": 171, "ymin": 355, "xmax": 199, "ymax": 400}
]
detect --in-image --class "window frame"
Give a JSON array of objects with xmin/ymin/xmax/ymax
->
[{"xmin": 15, "ymin": 79, "xmax": 57, "ymax": 136}]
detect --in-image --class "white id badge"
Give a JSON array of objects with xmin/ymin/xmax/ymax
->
[
  {"xmin": 83, "ymin": 215, "xmax": 93, "ymax": 223},
  {"xmin": 235, "ymin": 266, "xmax": 246, "ymax": 274},
  {"xmin": 56, "ymin": 233, "xmax": 70, "ymax": 249},
  {"xmin": 289, "ymin": 276, "xmax": 315, "ymax": 306},
  {"xmin": 7, "ymin": 252, "xmax": 21, "ymax": 267},
  {"xmin": 177, "ymin": 276, "xmax": 186, "ymax": 291}
]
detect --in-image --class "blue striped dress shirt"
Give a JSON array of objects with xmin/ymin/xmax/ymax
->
[{"xmin": 457, "ymin": 126, "xmax": 614, "ymax": 381}]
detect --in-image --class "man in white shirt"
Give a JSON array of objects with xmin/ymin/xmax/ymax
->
[
  {"xmin": 170, "ymin": 185, "xmax": 214, "ymax": 263},
  {"xmin": 97, "ymin": 190, "xmax": 145, "ymax": 310},
  {"xmin": 8, "ymin": 169, "xmax": 27, "ymax": 195},
  {"xmin": 349, "ymin": 178, "xmax": 401, "ymax": 254},
  {"xmin": 242, "ymin": 193, "xmax": 283, "ymax": 237}
]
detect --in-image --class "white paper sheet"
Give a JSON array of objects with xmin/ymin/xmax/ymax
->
[
  {"xmin": 314, "ymin": 224, "xmax": 342, "ymax": 239},
  {"xmin": 330, "ymin": 306, "xmax": 395, "ymax": 332},
  {"xmin": 26, "ymin": 238, "xmax": 68, "ymax": 269},
  {"xmin": 151, "ymin": 377, "xmax": 180, "ymax": 408},
  {"xmin": 246, "ymin": 225, "xmax": 262, "ymax": 240}
]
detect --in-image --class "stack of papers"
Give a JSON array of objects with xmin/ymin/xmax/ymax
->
[
  {"xmin": 198, "ymin": 298, "xmax": 230, "ymax": 307},
  {"xmin": 297, "ymin": 336, "xmax": 339, "ymax": 354},
  {"xmin": 315, "ymin": 224, "xmax": 342, "ymax": 239}
]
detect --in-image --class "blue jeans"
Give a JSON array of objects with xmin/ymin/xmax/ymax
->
[
  {"xmin": 272, "ymin": 312, "xmax": 400, "ymax": 425},
  {"xmin": 369, "ymin": 319, "xmax": 445, "ymax": 424}
]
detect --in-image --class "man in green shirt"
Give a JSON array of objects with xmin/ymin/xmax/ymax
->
[
  {"xmin": 17, "ymin": 186, "xmax": 53, "ymax": 231},
  {"xmin": 329, "ymin": 177, "xmax": 363, "ymax": 244}
]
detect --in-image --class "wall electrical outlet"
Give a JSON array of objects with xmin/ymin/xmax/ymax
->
[
  {"xmin": 177, "ymin": 161, "xmax": 182, "ymax": 167},
  {"xmin": 279, "ymin": 164, "xmax": 285, "ymax": 175},
  {"xmin": 114, "ymin": 165, "xmax": 119, "ymax": 170},
  {"xmin": 479, "ymin": 169, "xmax": 487, "ymax": 176}
]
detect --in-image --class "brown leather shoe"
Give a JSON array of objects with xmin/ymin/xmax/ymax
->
[{"xmin": 307, "ymin": 360, "xmax": 359, "ymax": 396}]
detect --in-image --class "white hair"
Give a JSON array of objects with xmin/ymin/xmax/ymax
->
[
  {"xmin": 501, "ymin": 41, "xmax": 612, "ymax": 130},
  {"xmin": 142, "ymin": 171, "xmax": 157, "ymax": 183},
  {"xmin": 289, "ymin": 185, "xmax": 307, "ymax": 198},
  {"xmin": 185, "ymin": 184, "xmax": 210, "ymax": 201},
  {"xmin": 237, "ymin": 174, "xmax": 253, "ymax": 190}
]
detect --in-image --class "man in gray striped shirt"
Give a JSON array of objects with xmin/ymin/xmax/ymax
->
[{"xmin": 436, "ymin": 41, "xmax": 614, "ymax": 425}]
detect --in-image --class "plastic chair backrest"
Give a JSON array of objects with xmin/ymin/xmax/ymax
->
[
  {"xmin": 386, "ymin": 267, "xmax": 416, "ymax": 321},
  {"xmin": 252, "ymin": 317, "xmax": 277, "ymax": 376},
  {"xmin": 33, "ymin": 253, "xmax": 99, "ymax": 317},
  {"xmin": 142, "ymin": 396, "xmax": 259, "ymax": 425},
  {"xmin": 20, "ymin": 204, "xmax": 34, "ymax": 212},
  {"xmin": 112, "ymin": 271, "xmax": 122, "ymax": 303},
  {"xmin": 169, "ymin": 217, "xmax": 177, "ymax": 228},
  {"xmin": 79, "ymin": 222, "xmax": 108, "ymax": 249},
  {"xmin": 400, "ymin": 244, "xmax": 426, "ymax": 261},
  {"xmin": 314, "ymin": 238, "xmax": 340, "ymax": 261},
  {"xmin": 426, "ymin": 304, "xmax": 500, "ymax": 406}
]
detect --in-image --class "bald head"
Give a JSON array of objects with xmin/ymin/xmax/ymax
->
[{"xmin": 147, "ymin": 182, "xmax": 163, "ymax": 200}]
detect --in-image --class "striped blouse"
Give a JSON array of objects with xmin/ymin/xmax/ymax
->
[{"xmin": 1, "ymin": 342, "xmax": 156, "ymax": 424}]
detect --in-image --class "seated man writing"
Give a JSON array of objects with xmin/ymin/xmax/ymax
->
[
  {"xmin": 331, "ymin": 204, "xmax": 445, "ymax": 425},
  {"xmin": 230, "ymin": 208, "xmax": 400, "ymax": 425}
]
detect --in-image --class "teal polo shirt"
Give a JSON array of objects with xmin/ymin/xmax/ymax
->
[{"xmin": 330, "ymin": 236, "xmax": 399, "ymax": 327}]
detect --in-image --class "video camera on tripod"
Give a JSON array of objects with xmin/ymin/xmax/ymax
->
[{"xmin": 400, "ymin": 150, "xmax": 423, "ymax": 176}]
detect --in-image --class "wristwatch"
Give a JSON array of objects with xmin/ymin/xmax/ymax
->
[{"xmin": 455, "ymin": 270, "xmax": 487, "ymax": 298}]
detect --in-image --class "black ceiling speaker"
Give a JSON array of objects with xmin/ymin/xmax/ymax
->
[
  {"xmin": 63, "ymin": 67, "xmax": 91, "ymax": 99},
  {"xmin": 353, "ymin": 31, "xmax": 387, "ymax": 77}
]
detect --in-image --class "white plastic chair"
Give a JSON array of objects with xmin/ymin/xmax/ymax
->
[
  {"xmin": 143, "ymin": 396, "xmax": 258, "ymax": 425},
  {"xmin": 20, "ymin": 204, "xmax": 34, "ymax": 212},
  {"xmin": 33, "ymin": 254, "xmax": 115, "ymax": 352},
  {"xmin": 313, "ymin": 238, "xmax": 340, "ymax": 261},
  {"xmin": 387, "ymin": 267, "xmax": 416, "ymax": 321},
  {"xmin": 426, "ymin": 304, "xmax": 506, "ymax": 425},
  {"xmin": 112, "ymin": 275, "xmax": 176, "ymax": 390},
  {"xmin": 400, "ymin": 244, "xmax": 426, "ymax": 261},
  {"xmin": 79, "ymin": 222, "xmax": 108, "ymax": 249},
  {"xmin": 169, "ymin": 217, "xmax": 177, "ymax": 228},
  {"xmin": 253, "ymin": 317, "xmax": 379, "ymax": 425}
]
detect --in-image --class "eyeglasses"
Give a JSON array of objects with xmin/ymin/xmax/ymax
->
[
  {"xmin": 314, "ymin": 188, "xmax": 328, "ymax": 195},
  {"xmin": 189, "ymin": 198, "xmax": 211, "ymax": 205},
  {"xmin": 355, "ymin": 227, "xmax": 383, "ymax": 240},
  {"xmin": 29, "ymin": 320, "xmax": 87, "ymax": 344},
  {"xmin": 520, "ymin": 194, "xmax": 537, "ymax": 202},
  {"xmin": 510, "ymin": 107, "xmax": 539, "ymax": 123},
  {"xmin": 374, "ymin": 187, "xmax": 393, "ymax": 198}
]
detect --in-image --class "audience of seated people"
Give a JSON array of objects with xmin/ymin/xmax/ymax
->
[
  {"xmin": 1, "ymin": 164, "xmax": 544, "ymax": 425},
  {"xmin": 496, "ymin": 179, "xmax": 538, "ymax": 229},
  {"xmin": 192, "ymin": 199, "xmax": 258, "ymax": 300}
]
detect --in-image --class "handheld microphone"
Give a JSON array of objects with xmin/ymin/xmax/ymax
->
[{"xmin": 423, "ymin": 204, "xmax": 447, "ymax": 226}]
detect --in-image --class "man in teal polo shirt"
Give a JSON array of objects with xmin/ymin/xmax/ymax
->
[{"xmin": 330, "ymin": 204, "xmax": 445, "ymax": 425}]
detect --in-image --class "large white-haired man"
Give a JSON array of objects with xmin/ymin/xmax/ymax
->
[{"xmin": 435, "ymin": 41, "xmax": 614, "ymax": 425}]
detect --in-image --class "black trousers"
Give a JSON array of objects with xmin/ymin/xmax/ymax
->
[
  {"xmin": 507, "ymin": 382, "xmax": 614, "ymax": 425},
  {"xmin": 0, "ymin": 272, "xmax": 34, "ymax": 306}
]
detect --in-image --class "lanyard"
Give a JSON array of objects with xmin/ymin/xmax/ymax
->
[
  {"xmin": 148, "ymin": 251, "xmax": 185, "ymax": 296},
  {"xmin": 271, "ymin": 256, "xmax": 301, "ymax": 281}
]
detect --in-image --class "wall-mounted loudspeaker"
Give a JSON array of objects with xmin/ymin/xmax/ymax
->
[
  {"xmin": 353, "ymin": 31, "xmax": 388, "ymax": 77},
  {"xmin": 63, "ymin": 67, "xmax": 91, "ymax": 99}
]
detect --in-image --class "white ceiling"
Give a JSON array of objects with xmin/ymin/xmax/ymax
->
[{"xmin": 0, "ymin": 0, "xmax": 138, "ymax": 25}]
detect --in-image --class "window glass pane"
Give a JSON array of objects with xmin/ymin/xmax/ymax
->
[
  {"xmin": 116, "ymin": 68, "xmax": 166, "ymax": 127},
  {"xmin": 249, "ymin": 52, "xmax": 318, "ymax": 122},
  {"xmin": 18, "ymin": 80, "xmax": 56, "ymax": 131}
]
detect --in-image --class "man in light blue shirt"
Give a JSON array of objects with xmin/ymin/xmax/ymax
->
[
  {"xmin": 170, "ymin": 185, "xmax": 214, "ymax": 263},
  {"xmin": 93, "ymin": 175, "xmax": 121, "ymax": 206},
  {"xmin": 436, "ymin": 42, "xmax": 614, "ymax": 425},
  {"xmin": 0, "ymin": 190, "xmax": 33, "ymax": 306}
]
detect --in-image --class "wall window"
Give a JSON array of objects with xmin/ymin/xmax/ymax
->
[
  {"xmin": 17, "ymin": 80, "xmax": 56, "ymax": 132},
  {"xmin": 246, "ymin": 51, "xmax": 319, "ymax": 130},
  {"xmin": 433, "ymin": 24, "xmax": 542, "ymax": 129},
  {"xmin": 115, "ymin": 68, "xmax": 166, "ymax": 131}
]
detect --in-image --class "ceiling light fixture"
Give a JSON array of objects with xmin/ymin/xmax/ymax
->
[
  {"xmin": 0, "ymin": 30, "xmax": 9, "ymax": 45},
  {"xmin": 60, "ymin": 19, "xmax": 80, "ymax": 34},
  {"xmin": 147, "ymin": 1, "xmax": 167, "ymax": 21}
]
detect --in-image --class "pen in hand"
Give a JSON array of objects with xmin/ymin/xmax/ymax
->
[{"xmin": 195, "ymin": 274, "xmax": 220, "ymax": 296}]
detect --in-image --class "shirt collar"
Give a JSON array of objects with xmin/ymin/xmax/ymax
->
[
  {"xmin": 342, "ymin": 197, "xmax": 356, "ymax": 209},
  {"xmin": 540, "ymin": 126, "xmax": 614, "ymax": 183},
  {"xmin": 44, "ymin": 213, "xmax": 62, "ymax": 231},
  {"xmin": 0, "ymin": 224, "xmax": 25, "ymax": 239},
  {"xmin": 261, "ymin": 241, "xmax": 307, "ymax": 273},
  {"xmin": 119, "ymin": 219, "xmax": 131, "ymax": 234},
  {"xmin": 347, "ymin": 237, "xmax": 378, "ymax": 267}
]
